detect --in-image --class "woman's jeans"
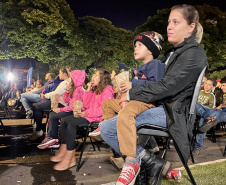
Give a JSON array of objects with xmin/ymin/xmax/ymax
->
[
  {"xmin": 20, "ymin": 93, "xmax": 42, "ymax": 111},
  {"xmin": 100, "ymin": 105, "xmax": 167, "ymax": 163},
  {"xmin": 194, "ymin": 102, "xmax": 226, "ymax": 149}
]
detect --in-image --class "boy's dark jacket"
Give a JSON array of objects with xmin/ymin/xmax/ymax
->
[{"xmin": 129, "ymin": 37, "xmax": 208, "ymax": 162}]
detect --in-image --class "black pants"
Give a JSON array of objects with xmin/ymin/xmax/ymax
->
[
  {"xmin": 0, "ymin": 101, "xmax": 6, "ymax": 110},
  {"xmin": 60, "ymin": 115, "xmax": 90, "ymax": 150},
  {"xmin": 32, "ymin": 99, "xmax": 64, "ymax": 131},
  {"xmin": 48, "ymin": 111, "xmax": 73, "ymax": 139}
]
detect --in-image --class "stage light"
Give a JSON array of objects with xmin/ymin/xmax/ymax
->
[{"xmin": 7, "ymin": 72, "xmax": 14, "ymax": 81}]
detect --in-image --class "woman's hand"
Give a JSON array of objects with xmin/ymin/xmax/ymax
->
[
  {"xmin": 120, "ymin": 82, "xmax": 132, "ymax": 93},
  {"xmin": 53, "ymin": 108, "xmax": 60, "ymax": 113},
  {"xmin": 87, "ymin": 81, "xmax": 94, "ymax": 91},
  {"xmin": 77, "ymin": 111, "xmax": 86, "ymax": 118},
  {"xmin": 66, "ymin": 83, "xmax": 72, "ymax": 92}
]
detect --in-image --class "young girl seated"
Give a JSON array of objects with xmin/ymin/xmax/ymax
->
[
  {"xmin": 37, "ymin": 70, "xmax": 86, "ymax": 149},
  {"xmin": 50, "ymin": 69, "xmax": 114, "ymax": 171}
]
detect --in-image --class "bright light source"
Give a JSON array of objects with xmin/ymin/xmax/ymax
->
[{"xmin": 7, "ymin": 72, "xmax": 14, "ymax": 81}]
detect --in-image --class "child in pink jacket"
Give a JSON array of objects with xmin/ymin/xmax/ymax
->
[
  {"xmin": 50, "ymin": 69, "xmax": 114, "ymax": 171},
  {"xmin": 37, "ymin": 70, "xmax": 86, "ymax": 149}
]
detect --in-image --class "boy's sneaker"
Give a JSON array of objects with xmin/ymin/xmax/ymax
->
[
  {"xmin": 199, "ymin": 117, "xmax": 219, "ymax": 132},
  {"xmin": 166, "ymin": 169, "xmax": 182, "ymax": 182},
  {"xmin": 37, "ymin": 137, "xmax": 59, "ymax": 149},
  {"xmin": 192, "ymin": 147, "xmax": 201, "ymax": 155},
  {"xmin": 26, "ymin": 110, "xmax": 33, "ymax": 119},
  {"xmin": 29, "ymin": 130, "xmax": 43, "ymax": 140},
  {"xmin": 89, "ymin": 125, "xmax": 103, "ymax": 141},
  {"xmin": 116, "ymin": 161, "xmax": 140, "ymax": 185}
]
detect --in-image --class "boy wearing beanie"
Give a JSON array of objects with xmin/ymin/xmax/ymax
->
[
  {"xmin": 90, "ymin": 31, "xmax": 165, "ymax": 183},
  {"xmin": 115, "ymin": 31, "xmax": 165, "ymax": 185}
]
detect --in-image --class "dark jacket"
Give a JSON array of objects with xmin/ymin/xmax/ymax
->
[
  {"xmin": 42, "ymin": 76, "xmax": 62, "ymax": 94},
  {"xmin": 129, "ymin": 37, "xmax": 207, "ymax": 162},
  {"xmin": 131, "ymin": 59, "xmax": 165, "ymax": 87}
]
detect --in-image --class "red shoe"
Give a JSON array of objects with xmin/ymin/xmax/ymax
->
[
  {"xmin": 116, "ymin": 162, "xmax": 140, "ymax": 185},
  {"xmin": 89, "ymin": 125, "xmax": 101, "ymax": 136},
  {"xmin": 88, "ymin": 125, "xmax": 103, "ymax": 141},
  {"xmin": 166, "ymin": 169, "xmax": 182, "ymax": 182}
]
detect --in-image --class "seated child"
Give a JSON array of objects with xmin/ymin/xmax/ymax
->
[{"xmin": 89, "ymin": 31, "xmax": 165, "ymax": 142}]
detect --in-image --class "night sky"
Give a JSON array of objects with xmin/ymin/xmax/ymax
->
[{"xmin": 66, "ymin": 0, "xmax": 226, "ymax": 31}]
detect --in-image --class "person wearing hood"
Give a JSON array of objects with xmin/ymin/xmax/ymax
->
[
  {"xmin": 37, "ymin": 70, "xmax": 86, "ymax": 149},
  {"xmin": 50, "ymin": 69, "xmax": 114, "ymax": 171}
]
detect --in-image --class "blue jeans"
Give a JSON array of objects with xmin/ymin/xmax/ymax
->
[
  {"xmin": 194, "ymin": 103, "xmax": 226, "ymax": 149},
  {"xmin": 20, "ymin": 93, "xmax": 42, "ymax": 111},
  {"xmin": 100, "ymin": 105, "xmax": 167, "ymax": 163}
]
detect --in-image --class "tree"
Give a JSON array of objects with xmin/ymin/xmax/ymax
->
[
  {"xmin": 76, "ymin": 16, "xmax": 136, "ymax": 71},
  {"xmin": 0, "ymin": 0, "xmax": 81, "ymax": 65}
]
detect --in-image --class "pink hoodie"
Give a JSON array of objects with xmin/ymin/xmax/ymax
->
[
  {"xmin": 60, "ymin": 70, "xmax": 85, "ymax": 112},
  {"xmin": 83, "ymin": 85, "xmax": 114, "ymax": 123}
]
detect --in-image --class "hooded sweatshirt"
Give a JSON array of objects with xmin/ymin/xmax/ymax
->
[
  {"xmin": 60, "ymin": 70, "xmax": 86, "ymax": 112},
  {"xmin": 83, "ymin": 85, "xmax": 114, "ymax": 123}
]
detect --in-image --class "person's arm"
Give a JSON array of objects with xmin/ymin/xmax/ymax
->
[
  {"xmin": 60, "ymin": 87, "xmax": 84, "ymax": 112},
  {"xmin": 129, "ymin": 48, "xmax": 206, "ymax": 103},
  {"xmin": 34, "ymin": 81, "xmax": 52, "ymax": 94},
  {"xmin": 132, "ymin": 60, "xmax": 165, "ymax": 87},
  {"xmin": 44, "ymin": 80, "xmax": 67, "ymax": 99}
]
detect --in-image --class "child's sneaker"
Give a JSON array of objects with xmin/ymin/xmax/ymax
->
[
  {"xmin": 166, "ymin": 169, "xmax": 182, "ymax": 182},
  {"xmin": 89, "ymin": 125, "xmax": 103, "ymax": 141},
  {"xmin": 116, "ymin": 161, "xmax": 140, "ymax": 185},
  {"xmin": 37, "ymin": 137, "xmax": 59, "ymax": 149},
  {"xmin": 48, "ymin": 142, "xmax": 60, "ymax": 149}
]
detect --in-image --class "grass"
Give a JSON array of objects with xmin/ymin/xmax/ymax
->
[{"xmin": 162, "ymin": 161, "xmax": 226, "ymax": 185}]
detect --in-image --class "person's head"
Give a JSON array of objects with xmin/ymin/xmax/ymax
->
[
  {"xmin": 36, "ymin": 80, "xmax": 43, "ymax": 89},
  {"xmin": 220, "ymin": 77, "xmax": 226, "ymax": 93},
  {"xmin": 168, "ymin": 4, "xmax": 203, "ymax": 46},
  {"xmin": 111, "ymin": 69, "xmax": 120, "ymax": 80},
  {"xmin": 45, "ymin": 73, "xmax": 54, "ymax": 81},
  {"xmin": 30, "ymin": 84, "xmax": 35, "ymax": 89},
  {"xmin": 204, "ymin": 78, "xmax": 216, "ymax": 93},
  {"xmin": 59, "ymin": 67, "xmax": 70, "ymax": 80},
  {"xmin": 216, "ymin": 79, "xmax": 221, "ymax": 88},
  {"xmin": 134, "ymin": 31, "xmax": 164, "ymax": 64},
  {"xmin": 92, "ymin": 69, "xmax": 112, "ymax": 94}
]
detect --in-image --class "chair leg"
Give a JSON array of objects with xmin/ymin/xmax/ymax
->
[
  {"xmin": 173, "ymin": 138, "xmax": 197, "ymax": 185},
  {"xmin": 0, "ymin": 118, "xmax": 5, "ymax": 136},
  {"xmin": 76, "ymin": 126, "xmax": 89, "ymax": 172},
  {"xmin": 223, "ymin": 144, "xmax": 226, "ymax": 157},
  {"xmin": 89, "ymin": 137, "xmax": 96, "ymax": 151}
]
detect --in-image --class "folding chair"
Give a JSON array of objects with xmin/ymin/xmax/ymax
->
[
  {"xmin": 224, "ymin": 143, "xmax": 226, "ymax": 157},
  {"xmin": 75, "ymin": 121, "xmax": 103, "ymax": 172},
  {"xmin": 137, "ymin": 66, "xmax": 207, "ymax": 185},
  {"xmin": 0, "ymin": 117, "xmax": 5, "ymax": 136}
]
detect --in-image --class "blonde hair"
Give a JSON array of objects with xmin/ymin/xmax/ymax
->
[{"xmin": 172, "ymin": 4, "xmax": 203, "ymax": 43}]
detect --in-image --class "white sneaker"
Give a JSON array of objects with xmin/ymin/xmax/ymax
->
[{"xmin": 29, "ymin": 130, "xmax": 43, "ymax": 140}]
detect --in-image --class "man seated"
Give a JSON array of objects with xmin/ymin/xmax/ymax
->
[
  {"xmin": 20, "ymin": 73, "xmax": 54, "ymax": 118},
  {"xmin": 192, "ymin": 77, "xmax": 226, "ymax": 155}
]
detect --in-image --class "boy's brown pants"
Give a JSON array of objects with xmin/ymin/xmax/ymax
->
[
  {"xmin": 117, "ymin": 100, "xmax": 155, "ymax": 158},
  {"xmin": 101, "ymin": 99, "xmax": 155, "ymax": 158}
]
